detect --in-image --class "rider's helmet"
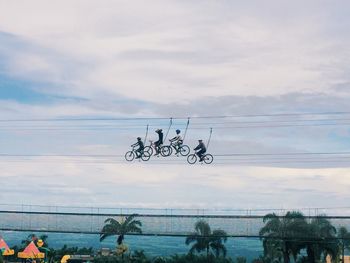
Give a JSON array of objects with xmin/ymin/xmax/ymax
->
[
  {"xmin": 137, "ymin": 137, "xmax": 141, "ymax": 141},
  {"xmin": 156, "ymin": 129, "xmax": 162, "ymax": 133},
  {"xmin": 176, "ymin": 129, "xmax": 181, "ymax": 134},
  {"xmin": 198, "ymin": 139, "xmax": 203, "ymax": 142}
]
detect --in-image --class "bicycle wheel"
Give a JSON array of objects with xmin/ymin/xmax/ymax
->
[
  {"xmin": 144, "ymin": 146, "xmax": 153, "ymax": 156},
  {"xmin": 124, "ymin": 151, "xmax": 135, "ymax": 162},
  {"xmin": 161, "ymin": 146, "xmax": 172, "ymax": 157},
  {"xmin": 203, "ymin": 154, "xmax": 213, "ymax": 164},
  {"xmin": 179, "ymin": 145, "xmax": 190, "ymax": 156},
  {"xmin": 141, "ymin": 151, "xmax": 151, "ymax": 161},
  {"xmin": 187, "ymin": 154, "xmax": 197, "ymax": 164}
]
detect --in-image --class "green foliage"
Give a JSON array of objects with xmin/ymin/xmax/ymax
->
[
  {"xmin": 52, "ymin": 245, "xmax": 94, "ymax": 262},
  {"xmin": 305, "ymin": 216, "xmax": 339, "ymax": 262},
  {"xmin": 100, "ymin": 214, "xmax": 142, "ymax": 245},
  {"xmin": 94, "ymin": 253, "xmax": 234, "ymax": 263},
  {"xmin": 338, "ymin": 226, "xmax": 350, "ymax": 251},
  {"xmin": 235, "ymin": 256, "xmax": 247, "ymax": 263},
  {"xmin": 186, "ymin": 220, "xmax": 228, "ymax": 257},
  {"xmin": 21, "ymin": 233, "xmax": 49, "ymax": 248},
  {"xmin": 259, "ymin": 211, "xmax": 308, "ymax": 263},
  {"xmin": 260, "ymin": 211, "xmax": 347, "ymax": 263},
  {"xmin": 164, "ymin": 254, "xmax": 233, "ymax": 263},
  {"xmin": 94, "ymin": 255, "xmax": 125, "ymax": 263}
]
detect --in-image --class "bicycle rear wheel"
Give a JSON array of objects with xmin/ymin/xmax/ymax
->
[
  {"xmin": 187, "ymin": 154, "xmax": 197, "ymax": 164},
  {"xmin": 161, "ymin": 146, "xmax": 172, "ymax": 157},
  {"xmin": 125, "ymin": 151, "xmax": 135, "ymax": 162},
  {"xmin": 179, "ymin": 145, "xmax": 190, "ymax": 156},
  {"xmin": 141, "ymin": 151, "xmax": 151, "ymax": 161},
  {"xmin": 203, "ymin": 154, "xmax": 213, "ymax": 164},
  {"xmin": 144, "ymin": 146, "xmax": 153, "ymax": 156}
]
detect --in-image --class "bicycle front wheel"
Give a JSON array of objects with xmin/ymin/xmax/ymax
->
[
  {"xmin": 203, "ymin": 154, "xmax": 213, "ymax": 164},
  {"xmin": 179, "ymin": 145, "xmax": 190, "ymax": 156},
  {"xmin": 125, "ymin": 151, "xmax": 135, "ymax": 162},
  {"xmin": 141, "ymin": 151, "xmax": 151, "ymax": 161},
  {"xmin": 187, "ymin": 154, "xmax": 197, "ymax": 164},
  {"xmin": 161, "ymin": 146, "xmax": 172, "ymax": 157}
]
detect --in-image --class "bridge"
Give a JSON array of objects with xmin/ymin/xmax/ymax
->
[{"xmin": 1, "ymin": 204, "xmax": 350, "ymax": 237}]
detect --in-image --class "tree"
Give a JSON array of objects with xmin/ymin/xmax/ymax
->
[
  {"xmin": 338, "ymin": 226, "xmax": 350, "ymax": 261},
  {"xmin": 185, "ymin": 220, "xmax": 228, "ymax": 257},
  {"xmin": 259, "ymin": 211, "xmax": 308, "ymax": 263},
  {"xmin": 100, "ymin": 214, "xmax": 142, "ymax": 245},
  {"xmin": 305, "ymin": 216, "xmax": 338, "ymax": 263}
]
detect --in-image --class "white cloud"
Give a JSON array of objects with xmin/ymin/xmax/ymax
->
[
  {"xmin": 0, "ymin": 157, "xmax": 349, "ymax": 208},
  {"xmin": 1, "ymin": 1, "xmax": 349, "ymax": 103}
]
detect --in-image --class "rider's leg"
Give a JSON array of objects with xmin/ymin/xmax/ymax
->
[
  {"xmin": 175, "ymin": 143, "xmax": 179, "ymax": 153},
  {"xmin": 154, "ymin": 143, "xmax": 160, "ymax": 155},
  {"xmin": 136, "ymin": 149, "xmax": 142, "ymax": 158},
  {"xmin": 198, "ymin": 150, "xmax": 205, "ymax": 161}
]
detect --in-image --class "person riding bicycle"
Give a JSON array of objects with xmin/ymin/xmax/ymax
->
[
  {"xmin": 194, "ymin": 139, "xmax": 206, "ymax": 162},
  {"xmin": 154, "ymin": 129, "xmax": 163, "ymax": 155},
  {"xmin": 169, "ymin": 129, "xmax": 183, "ymax": 153},
  {"xmin": 131, "ymin": 137, "xmax": 144, "ymax": 159}
]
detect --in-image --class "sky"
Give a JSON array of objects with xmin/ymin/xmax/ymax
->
[{"xmin": 0, "ymin": 0, "xmax": 350, "ymax": 211}]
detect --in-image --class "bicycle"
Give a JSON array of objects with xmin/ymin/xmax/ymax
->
[
  {"xmin": 124, "ymin": 146, "xmax": 151, "ymax": 162},
  {"xmin": 187, "ymin": 151, "xmax": 214, "ymax": 164},
  {"xmin": 144, "ymin": 140, "xmax": 171, "ymax": 157},
  {"xmin": 162, "ymin": 140, "xmax": 190, "ymax": 157}
]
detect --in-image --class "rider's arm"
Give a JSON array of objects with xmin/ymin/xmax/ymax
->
[
  {"xmin": 194, "ymin": 145, "xmax": 200, "ymax": 151},
  {"xmin": 131, "ymin": 142, "xmax": 140, "ymax": 147}
]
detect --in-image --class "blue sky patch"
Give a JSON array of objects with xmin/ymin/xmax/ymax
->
[{"xmin": 0, "ymin": 74, "xmax": 54, "ymax": 103}]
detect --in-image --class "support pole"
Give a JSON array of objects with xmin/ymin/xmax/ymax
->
[
  {"xmin": 164, "ymin": 117, "xmax": 173, "ymax": 141},
  {"xmin": 183, "ymin": 117, "xmax": 190, "ymax": 142},
  {"xmin": 144, "ymin": 124, "xmax": 149, "ymax": 144},
  {"xmin": 207, "ymin": 128, "xmax": 213, "ymax": 150}
]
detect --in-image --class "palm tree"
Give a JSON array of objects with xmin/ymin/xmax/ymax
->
[
  {"xmin": 338, "ymin": 226, "xmax": 350, "ymax": 261},
  {"xmin": 100, "ymin": 214, "xmax": 142, "ymax": 245},
  {"xmin": 185, "ymin": 220, "xmax": 228, "ymax": 257},
  {"xmin": 259, "ymin": 211, "xmax": 308, "ymax": 263},
  {"xmin": 305, "ymin": 216, "xmax": 338, "ymax": 263}
]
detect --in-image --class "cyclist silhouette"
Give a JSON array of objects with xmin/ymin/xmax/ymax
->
[
  {"xmin": 169, "ymin": 129, "xmax": 183, "ymax": 153},
  {"xmin": 194, "ymin": 139, "xmax": 206, "ymax": 162},
  {"xmin": 154, "ymin": 129, "xmax": 163, "ymax": 155},
  {"xmin": 131, "ymin": 137, "xmax": 144, "ymax": 158}
]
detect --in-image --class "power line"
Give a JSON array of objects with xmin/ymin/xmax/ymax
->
[
  {"xmin": 1, "ymin": 111, "xmax": 350, "ymax": 122},
  {"xmin": 0, "ymin": 123, "xmax": 349, "ymax": 131},
  {"xmin": 0, "ymin": 152, "xmax": 349, "ymax": 157},
  {"xmin": 1, "ymin": 121, "xmax": 349, "ymax": 130},
  {"xmin": 1, "ymin": 117, "xmax": 349, "ymax": 127}
]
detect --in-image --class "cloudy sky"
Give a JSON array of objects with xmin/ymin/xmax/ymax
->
[{"xmin": 0, "ymin": 0, "xmax": 350, "ymax": 211}]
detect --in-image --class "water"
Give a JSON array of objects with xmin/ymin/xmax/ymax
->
[{"xmin": 1, "ymin": 231, "xmax": 263, "ymax": 261}]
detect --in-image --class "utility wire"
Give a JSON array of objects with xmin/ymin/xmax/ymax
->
[
  {"xmin": 0, "ymin": 122, "xmax": 349, "ymax": 130},
  {"xmin": 3, "ymin": 118, "xmax": 350, "ymax": 126},
  {"xmin": 1, "ymin": 111, "xmax": 350, "ymax": 122},
  {"xmin": 1, "ymin": 152, "xmax": 350, "ymax": 157}
]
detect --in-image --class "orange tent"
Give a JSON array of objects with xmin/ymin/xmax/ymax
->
[
  {"xmin": 0, "ymin": 238, "xmax": 14, "ymax": 256},
  {"xmin": 18, "ymin": 241, "xmax": 45, "ymax": 259}
]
